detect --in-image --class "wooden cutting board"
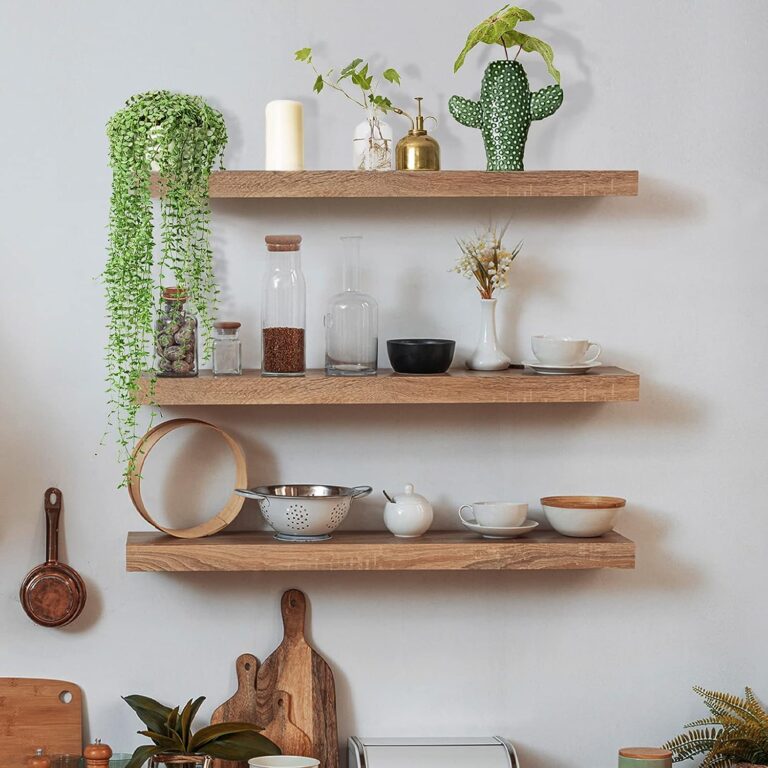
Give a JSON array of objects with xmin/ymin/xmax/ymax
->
[
  {"xmin": 210, "ymin": 654, "xmax": 260, "ymax": 768},
  {"xmin": 260, "ymin": 690, "xmax": 311, "ymax": 758},
  {"xmin": 0, "ymin": 678, "xmax": 83, "ymax": 767},
  {"xmin": 256, "ymin": 590, "xmax": 339, "ymax": 768}
]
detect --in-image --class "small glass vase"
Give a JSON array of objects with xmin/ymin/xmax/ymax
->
[
  {"xmin": 353, "ymin": 110, "xmax": 393, "ymax": 171},
  {"xmin": 467, "ymin": 298, "xmax": 511, "ymax": 371},
  {"xmin": 149, "ymin": 756, "xmax": 212, "ymax": 768},
  {"xmin": 325, "ymin": 236, "xmax": 378, "ymax": 376}
]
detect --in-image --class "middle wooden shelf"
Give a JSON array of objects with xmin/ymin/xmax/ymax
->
[{"xmin": 139, "ymin": 367, "xmax": 639, "ymax": 406}]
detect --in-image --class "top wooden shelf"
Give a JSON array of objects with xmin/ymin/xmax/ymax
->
[{"xmin": 150, "ymin": 170, "xmax": 639, "ymax": 199}]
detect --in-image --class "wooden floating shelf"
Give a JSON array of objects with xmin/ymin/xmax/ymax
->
[
  {"xmin": 139, "ymin": 367, "xmax": 639, "ymax": 406},
  {"xmin": 126, "ymin": 530, "xmax": 635, "ymax": 572},
  {"xmin": 150, "ymin": 170, "xmax": 639, "ymax": 199}
]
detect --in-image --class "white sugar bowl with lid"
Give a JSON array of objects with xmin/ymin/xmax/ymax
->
[{"xmin": 383, "ymin": 484, "xmax": 434, "ymax": 538}]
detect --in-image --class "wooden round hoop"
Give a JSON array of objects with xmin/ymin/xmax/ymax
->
[{"xmin": 128, "ymin": 418, "xmax": 247, "ymax": 538}]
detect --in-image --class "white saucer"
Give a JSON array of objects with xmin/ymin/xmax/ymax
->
[
  {"xmin": 459, "ymin": 518, "xmax": 539, "ymax": 539},
  {"xmin": 522, "ymin": 360, "xmax": 603, "ymax": 375}
]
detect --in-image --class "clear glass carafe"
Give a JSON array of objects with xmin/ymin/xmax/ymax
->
[
  {"xmin": 325, "ymin": 236, "xmax": 378, "ymax": 376},
  {"xmin": 261, "ymin": 235, "xmax": 306, "ymax": 376},
  {"xmin": 212, "ymin": 321, "xmax": 242, "ymax": 375},
  {"xmin": 155, "ymin": 287, "xmax": 198, "ymax": 377}
]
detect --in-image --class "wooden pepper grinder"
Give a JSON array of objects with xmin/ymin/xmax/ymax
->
[
  {"xmin": 27, "ymin": 749, "xmax": 51, "ymax": 768},
  {"xmin": 84, "ymin": 740, "xmax": 113, "ymax": 768}
]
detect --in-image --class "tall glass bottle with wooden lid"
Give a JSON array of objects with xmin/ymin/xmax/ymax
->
[
  {"xmin": 155, "ymin": 287, "xmax": 198, "ymax": 377},
  {"xmin": 261, "ymin": 235, "xmax": 306, "ymax": 376}
]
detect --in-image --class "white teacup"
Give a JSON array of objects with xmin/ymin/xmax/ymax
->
[
  {"xmin": 459, "ymin": 501, "xmax": 528, "ymax": 528},
  {"xmin": 531, "ymin": 335, "xmax": 601, "ymax": 366},
  {"xmin": 249, "ymin": 759, "xmax": 320, "ymax": 768}
]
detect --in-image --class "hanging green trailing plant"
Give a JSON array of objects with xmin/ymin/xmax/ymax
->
[
  {"xmin": 105, "ymin": 90, "xmax": 227, "ymax": 483},
  {"xmin": 663, "ymin": 686, "xmax": 768, "ymax": 766}
]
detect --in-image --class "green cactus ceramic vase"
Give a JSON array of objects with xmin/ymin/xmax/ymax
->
[{"xmin": 450, "ymin": 60, "xmax": 563, "ymax": 171}]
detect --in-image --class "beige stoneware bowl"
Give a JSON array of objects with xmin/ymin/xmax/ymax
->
[{"xmin": 541, "ymin": 496, "xmax": 626, "ymax": 538}]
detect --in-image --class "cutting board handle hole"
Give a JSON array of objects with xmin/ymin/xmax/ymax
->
[
  {"xmin": 59, "ymin": 690, "xmax": 73, "ymax": 704},
  {"xmin": 245, "ymin": 662, "xmax": 252, "ymax": 670}
]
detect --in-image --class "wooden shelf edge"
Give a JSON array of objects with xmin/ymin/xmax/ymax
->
[
  {"xmin": 126, "ymin": 530, "xmax": 636, "ymax": 573},
  {"xmin": 151, "ymin": 170, "xmax": 639, "ymax": 199},
  {"xmin": 138, "ymin": 367, "xmax": 640, "ymax": 406}
]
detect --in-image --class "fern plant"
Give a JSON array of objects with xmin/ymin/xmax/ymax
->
[
  {"xmin": 123, "ymin": 694, "xmax": 280, "ymax": 768},
  {"xmin": 105, "ymin": 90, "xmax": 227, "ymax": 483},
  {"xmin": 663, "ymin": 687, "xmax": 768, "ymax": 767}
]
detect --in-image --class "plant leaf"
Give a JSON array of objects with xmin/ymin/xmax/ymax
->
[
  {"xmin": 295, "ymin": 47, "xmax": 312, "ymax": 62},
  {"xmin": 125, "ymin": 745, "xmax": 162, "ymax": 768},
  {"xmin": 453, "ymin": 5, "xmax": 535, "ymax": 72},
  {"xmin": 339, "ymin": 58, "xmax": 364, "ymax": 79},
  {"xmin": 190, "ymin": 722, "xmax": 269, "ymax": 752},
  {"xmin": 123, "ymin": 695, "xmax": 173, "ymax": 734},
  {"xmin": 313, "ymin": 75, "xmax": 324, "ymax": 94},
  {"xmin": 197, "ymin": 731, "xmax": 283, "ymax": 760},
  {"xmin": 137, "ymin": 730, "xmax": 182, "ymax": 751},
  {"xmin": 382, "ymin": 68, "xmax": 401, "ymax": 85},
  {"xmin": 166, "ymin": 705, "xmax": 180, "ymax": 737},
  {"xmin": 502, "ymin": 30, "xmax": 560, "ymax": 83}
]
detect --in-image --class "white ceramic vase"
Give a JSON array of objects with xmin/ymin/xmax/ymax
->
[{"xmin": 467, "ymin": 298, "xmax": 511, "ymax": 371}]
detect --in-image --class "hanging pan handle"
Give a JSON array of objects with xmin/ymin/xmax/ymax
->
[
  {"xmin": 44, "ymin": 487, "xmax": 62, "ymax": 564},
  {"xmin": 351, "ymin": 486, "xmax": 373, "ymax": 499}
]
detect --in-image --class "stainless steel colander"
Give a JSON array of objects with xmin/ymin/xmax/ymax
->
[{"xmin": 235, "ymin": 484, "xmax": 372, "ymax": 541}]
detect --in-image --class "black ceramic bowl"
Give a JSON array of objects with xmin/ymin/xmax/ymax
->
[{"xmin": 387, "ymin": 339, "xmax": 456, "ymax": 374}]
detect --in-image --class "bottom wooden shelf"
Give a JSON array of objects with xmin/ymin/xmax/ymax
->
[{"xmin": 126, "ymin": 530, "xmax": 635, "ymax": 572}]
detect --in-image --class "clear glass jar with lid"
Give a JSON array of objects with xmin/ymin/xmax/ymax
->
[
  {"xmin": 325, "ymin": 236, "xmax": 378, "ymax": 376},
  {"xmin": 261, "ymin": 235, "xmax": 306, "ymax": 376},
  {"xmin": 212, "ymin": 321, "xmax": 242, "ymax": 376},
  {"xmin": 155, "ymin": 287, "xmax": 198, "ymax": 377}
]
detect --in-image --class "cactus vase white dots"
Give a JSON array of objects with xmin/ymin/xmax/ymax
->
[{"xmin": 450, "ymin": 60, "xmax": 563, "ymax": 171}]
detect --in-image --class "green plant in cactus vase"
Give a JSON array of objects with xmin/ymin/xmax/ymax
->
[{"xmin": 449, "ymin": 5, "xmax": 563, "ymax": 171}]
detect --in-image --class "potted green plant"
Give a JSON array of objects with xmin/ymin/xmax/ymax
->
[
  {"xmin": 449, "ymin": 4, "xmax": 563, "ymax": 171},
  {"xmin": 663, "ymin": 686, "xmax": 768, "ymax": 766},
  {"xmin": 123, "ymin": 694, "xmax": 280, "ymax": 768},
  {"xmin": 295, "ymin": 48, "xmax": 402, "ymax": 170},
  {"xmin": 105, "ymin": 90, "xmax": 227, "ymax": 483}
]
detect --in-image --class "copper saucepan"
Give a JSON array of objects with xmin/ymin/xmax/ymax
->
[{"xmin": 20, "ymin": 488, "xmax": 87, "ymax": 627}]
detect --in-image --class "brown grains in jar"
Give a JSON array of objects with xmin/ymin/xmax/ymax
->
[{"xmin": 263, "ymin": 327, "xmax": 305, "ymax": 374}]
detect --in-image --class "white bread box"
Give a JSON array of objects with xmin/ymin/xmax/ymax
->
[{"xmin": 348, "ymin": 737, "xmax": 519, "ymax": 768}]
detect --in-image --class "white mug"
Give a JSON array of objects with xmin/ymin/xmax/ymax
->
[
  {"xmin": 531, "ymin": 335, "xmax": 601, "ymax": 366},
  {"xmin": 249, "ymin": 759, "xmax": 320, "ymax": 768},
  {"xmin": 459, "ymin": 501, "xmax": 528, "ymax": 528}
]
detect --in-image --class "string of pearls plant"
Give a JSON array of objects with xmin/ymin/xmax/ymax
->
[{"xmin": 105, "ymin": 90, "xmax": 227, "ymax": 482}]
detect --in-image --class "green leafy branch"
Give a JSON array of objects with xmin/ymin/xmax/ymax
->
[
  {"xmin": 663, "ymin": 686, "xmax": 768, "ymax": 767},
  {"xmin": 453, "ymin": 4, "xmax": 560, "ymax": 84},
  {"xmin": 295, "ymin": 48, "xmax": 402, "ymax": 113}
]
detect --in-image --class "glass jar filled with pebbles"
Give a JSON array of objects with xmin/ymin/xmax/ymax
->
[
  {"xmin": 213, "ymin": 321, "xmax": 242, "ymax": 376},
  {"xmin": 262, "ymin": 235, "xmax": 306, "ymax": 376},
  {"xmin": 155, "ymin": 287, "xmax": 198, "ymax": 377}
]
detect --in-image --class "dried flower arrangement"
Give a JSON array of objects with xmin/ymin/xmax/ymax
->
[{"xmin": 453, "ymin": 222, "xmax": 522, "ymax": 299}]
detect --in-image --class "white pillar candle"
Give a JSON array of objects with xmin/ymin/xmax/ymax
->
[{"xmin": 265, "ymin": 100, "xmax": 304, "ymax": 171}]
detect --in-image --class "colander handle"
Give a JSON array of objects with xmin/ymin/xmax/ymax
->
[
  {"xmin": 235, "ymin": 488, "xmax": 266, "ymax": 501},
  {"xmin": 351, "ymin": 485, "xmax": 373, "ymax": 499}
]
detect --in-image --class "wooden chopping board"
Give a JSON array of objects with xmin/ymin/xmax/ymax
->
[
  {"xmin": 210, "ymin": 654, "xmax": 260, "ymax": 768},
  {"xmin": 256, "ymin": 590, "xmax": 338, "ymax": 768},
  {"xmin": 260, "ymin": 690, "xmax": 311, "ymax": 758},
  {"xmin": 0, "ymin": 678, "xmax": 83, "ymax": 767}
]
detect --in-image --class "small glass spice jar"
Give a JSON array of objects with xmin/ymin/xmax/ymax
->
[
  {"xmin": 213, "ymin": 321, "xmax": 242, "ymax": 376},
  {"xmin": 261, "ymin": 235, "xmax": 306, "ymax": 377},
  {"xmin": 155, "ymin": 287, "xmax": 198, "ymax": 377}
]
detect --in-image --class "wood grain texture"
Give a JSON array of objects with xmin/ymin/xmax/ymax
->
[
  {"xmin": 260, "ymin": 690, "xmax": 312, "ymax": 758},
  {"xmin": 138, "ymin": 367, "xmax": 639, "ymax": 406},
  {"xmin": 126, "ymin": 530, "xmax": 636, "ymax": 572},
  {"xmin": 0, "ymin": 678, "xmax": 83, "ymax": 768},
  {"xmin": 210, "ymin": 654, "xmax": 260, "ymax": 768},
  {"xmin": 150, "ymin": 170, "xmax": 639, "ymax": 198},
  {"xmin": 256, "ymin": 591, "xmax": 338, "ymax": 768}
]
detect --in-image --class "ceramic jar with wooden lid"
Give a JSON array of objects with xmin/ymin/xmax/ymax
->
[{"xmin": 619, "ymin": 748, "xmax": 673, "ymax": 768}]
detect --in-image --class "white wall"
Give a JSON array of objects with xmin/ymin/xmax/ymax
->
[{"xmin": 1, "ymin": 1, "xmax": 767, "ymax": 765}]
